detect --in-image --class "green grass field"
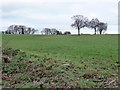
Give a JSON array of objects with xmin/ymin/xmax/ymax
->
[{"xmin": 2, "ymin": 34, "xmax": 119, "ymax": 88}]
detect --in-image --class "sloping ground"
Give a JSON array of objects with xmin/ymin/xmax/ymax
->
[{"xmin": 1, "ymin": 48, "xmax": 119, "ymax": 88}]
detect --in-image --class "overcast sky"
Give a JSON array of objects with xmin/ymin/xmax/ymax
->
[{"xmin": 0, "ymin": 0, "xmax": 119, "ymax": 34}]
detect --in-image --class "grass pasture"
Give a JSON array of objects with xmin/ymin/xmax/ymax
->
[{"xmin": 2, "ymin": 34, "xmax": 119, "ymax": 88}]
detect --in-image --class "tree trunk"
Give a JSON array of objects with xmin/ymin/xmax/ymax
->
[
  {"xmin": 94, "ymin": 28, "xmax": 96, "ymax": 35},
  {"xmin": 100, "ymin": 30, "xmax": 102, "ymax": 35},
  {"xmin": 78, "ymin": 27, "xmax": 80, "ymax": 36}
]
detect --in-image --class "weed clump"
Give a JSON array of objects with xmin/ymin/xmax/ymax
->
[{"xmin": 2, "ymin": 48, "xmax": 118, "ymax": 88}]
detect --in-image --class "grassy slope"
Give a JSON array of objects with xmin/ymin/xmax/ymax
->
[
  {"xmin": 2, "ymin": 34, "xmax": 119, "ymax": 88},
  {"xmin": 3, "ymin": 34, "xmax": 118, "ymax": 59}
]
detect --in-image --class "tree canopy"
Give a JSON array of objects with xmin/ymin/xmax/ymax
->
[
  {"xmin": 3, "ymin": 25, "xmax": 38, "ymax": 35},
  {"xmin": 71, "ymin": 15, "xmax": 89, "ymax": 35},
  {"xmin": 71, "ymin": 15, "xmax": 107, "ymax": 35}
]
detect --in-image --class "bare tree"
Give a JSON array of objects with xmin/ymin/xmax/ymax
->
[
  {"xmin": 42, "ymin": 28, "xmax": 51, "ymax": 35},
  {"xmin": 1, "ymin": 31, "xmax": 5, "ymax": 34},
  {"xmin": 14, "ymin": 25, "xmax": 19, "ymax": 34},
  {"xmin": 71, "ymin": 15, "xmax": 89, "ymax": 35},
  {"xmin": 50, "ymin": 28, "xmax": 58, "ymax": 35},
  {"xmin": 50, "ymin": 28, "xmax": 62, "ymax": 35},
  {"xmin": 6, "ymin": 25, "xmax": 37, "ymax": 35},
  {"xmin": 27, "ymin": 27, "xmax": 32, "ymax": 34},
  {"xmin": 31, "ymin": 28, "xmax": 38, "ymax": 34},
  {"xmin": 64, "ymin": 31, "xmax": 71, "ymax": 35},
  {"xmin": 7, "ymin": 25, "xmax": 14, "ymax": 34},
  {"xmin": 89, "ymin": 18, "xmax": 99, "ymax": 35},
  {"xmin": 97, "ymin": 22, "xmax": 107, "ymax": 34},
  {"xmin": 19, "ymin": 25, "xmax": 26, "ymax": 34},
  {"xmin": 41, "ymin": 28, "xmax": 62, "ymax": 35}
]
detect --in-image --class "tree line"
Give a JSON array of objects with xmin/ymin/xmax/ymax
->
[
  {"xmin": 41, "ymin": 28, "xmax": 71, "ymax": 35},
  {"xmin": 1, "ymin": 15, "xmax": 107, "ymax": 35},
  {"xmin": 71, "ymin": 15, "xmax": 107, "ymax": 35},
  {"xmin": 2, "ymin": 25, "xmax": 38, "ymax": 34}
]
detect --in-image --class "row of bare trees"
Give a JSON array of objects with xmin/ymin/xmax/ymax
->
[
  {"xmin": 2, "ymin": 25, "xmax": 38, "ymax": 34},
  {"xmin": 1, "ymin": 15, "xmax": 107, "ymax": 35},
  {"xmin": 71, "ymin": 15, "xmax": 107, "ymax": 35},
  {"xmin": 41, "ymin": 28, "xmax": 62, "ymax": 35},
  {"xmin": 2, "ymin": 25, "xmax": 71, "ymax": 35},
  {"xmin": 41, "ymin": 28, "xmax": 71, "ymax": 35}
]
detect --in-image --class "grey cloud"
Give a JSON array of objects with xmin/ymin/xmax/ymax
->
[{"xmin": 0, "ymin": 1, "xmax": 118, "ymax": 34}]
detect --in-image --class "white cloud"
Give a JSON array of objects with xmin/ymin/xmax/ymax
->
[
  {"xmin": 1, "ymin": 0, "xmax": 119, "ymax": 3},
  {"xmin": 0, "ymin": 0, "xmax": 118, "ymax": 34}
]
